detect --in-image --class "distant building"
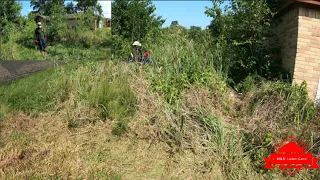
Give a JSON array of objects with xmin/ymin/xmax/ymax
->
[
  {"xmin": 66, "ymin": 14, "xmax": 110, "ymax": 30},
  {"xmin": 106, "ymin": 18, "xmax": 111, "ymax": 28}
]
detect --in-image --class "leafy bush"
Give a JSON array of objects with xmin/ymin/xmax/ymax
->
[
  {"xmin": 205, "ymin": 0, "xmax": 287, "ymax": 85},
  {"xmin": 235, "ymin": 74, "xmax": 264, "ymax": 94}
]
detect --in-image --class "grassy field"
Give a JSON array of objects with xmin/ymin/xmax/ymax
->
[{"xmin": 1, "ymin": 27, "xmax": 320, "ymax": 179}]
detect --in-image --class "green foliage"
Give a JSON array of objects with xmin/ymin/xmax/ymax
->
[
  {"xmin": 242, "ymin": 131, "xmax": 274, "ymax": 173},
  {"xmin": 148, "ymin": 28, "xmax": 228, "ymax": 105},
  {"xmin": 30, "ymin": 0, "xmax": 65, "ymax": 15},
  {"xmin": 112, "ymin": 0, "xmax": 165, "ymax": 42},
  {"xmin": 197, "ymin": 110, "xmax": 225, "ymax": 148},
  {"xmin": 64, "ymin": 27, "xmax": 112, "ymax": 48},
  {"xmin": 0, "ymin": 0, "xmax": 22, "ymax": 30},
  {"xmin": 266, "ymin": 0, "xmax": 286, "ymax": 12},
  {"xmin": 188, "ymin": 26, "xmax": 202, "ymax": 41},
  {"xmin": 65, "ymin": 2, "xmax": 77, "ymax": 14},
  {"xmin": 111, "ymin": 35, "xmax": 132, "ymax": 59},
  {"xmin": 75, "ymin": 0, "xmax": 98, "ymax": 12},
  {"xmin": 235, "ymin": 74, "xmax": 264, "ymax": 94},
  {"xmin": 170, "ymin": 21, "xmax": 179, "ymax": 27},
  {"xmin": 45, "ymin": 3, "xmax": 68, "ymax": 42},
  {"xmin": 205, "ymin": 0, "xmax": 286, "ymax": 85}
]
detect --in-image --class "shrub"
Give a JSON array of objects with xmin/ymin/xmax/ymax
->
[{"xmin": 235, "ymin": 74, "xmax": 264, "ymax": 94}]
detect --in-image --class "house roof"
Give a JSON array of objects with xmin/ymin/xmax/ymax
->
[{"xmin": 277, "ymin": 0, "xmax": 320, "ymax": 15}]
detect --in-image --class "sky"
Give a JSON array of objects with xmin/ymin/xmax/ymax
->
[
  {"xmin": 19, "ymin": 0, "xmax": 225, "ymax": 30},
  {"xmin": 19, "ymin": 0, "xmax": 111, "ymax": 18},
  {"xmin": 153, "ymin": 1, "xmax": 214, "ymax": 29}
]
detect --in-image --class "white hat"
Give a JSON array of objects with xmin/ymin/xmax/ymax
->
[
  {"xmin": 132, "ymin": 41, "xmax": 141, "ymax": 46},
  {"xmin": 37, "ymin": 22, "xmax": 41, "ymax": 26}
]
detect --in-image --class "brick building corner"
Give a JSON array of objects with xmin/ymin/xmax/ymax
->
[{"xmin": 277, "ymin": 0, "xmax": 320, "ymax": 99}]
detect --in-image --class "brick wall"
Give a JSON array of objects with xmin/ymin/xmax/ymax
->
[
  {"xmin": 277, "ymin": 7, "xmax": 299, "ymax": 76},
  {"xmin": 278, "ymin": 6, "xmax": 320, "ymax": 99},
  {"xmin": 294, "ymin": 7, "xmax": 320, "ymax": 98}
]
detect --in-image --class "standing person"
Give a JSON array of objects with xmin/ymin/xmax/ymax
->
[
  {"xmin": 129, "ymin": 41, "xmax": 142, "ymax": 63},
  {"xmin": 34, "ymin": 22, "xmax": 47, "ymax": 55}
]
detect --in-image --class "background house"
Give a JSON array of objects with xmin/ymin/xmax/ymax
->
[
  {"xmin": 66, "ymin": 14, "xmax": 109, "ymax": 30},
  {"xmin": 106, "ymin": 18, "xmax": 111, "ymax": 28},
  {"xmin": 276, "ymin": 0, "xmax": 320, "ymax": 99}
]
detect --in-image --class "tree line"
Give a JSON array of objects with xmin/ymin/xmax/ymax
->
[{"xmin": 0, "ymin": 0, "xmax": 103, "ymax": 32}]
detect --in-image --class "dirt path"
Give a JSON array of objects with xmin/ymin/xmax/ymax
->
[{"xmin": 0, "ymin": 60, "xmax": 63, "ymax": 84}]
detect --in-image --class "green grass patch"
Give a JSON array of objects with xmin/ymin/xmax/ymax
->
[{"xmin": 0, "ymin": 68, "xmax": 61, "ymax": 114}]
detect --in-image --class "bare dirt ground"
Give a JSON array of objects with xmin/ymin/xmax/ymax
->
[{"xmin": 0, "ymin": 60, "xmax": 63, "ymax": 84}]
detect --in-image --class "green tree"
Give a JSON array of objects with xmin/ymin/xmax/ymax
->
[
  {"xmin": 47, "ymin": 5, "xmax": 68, "ymax": 42},
  {"xmin": 188, "ymin": 26, "xmax": 202, "ymax": 40},
  {"xmin": 205, "ymin": 0, "xmax": 283, "ymax": 85},
  {"xmin": 266, "ymin": 0, "xmax": 286, "ymax": 12},
  {"xmin": 75, "ymin": 0, "xmax": 98, "ymax": 12},
  {"xmin": 112, "ymin": 0, "xmax": 165, "ymax": 42},
  {"xmin": 95, "ymin": 3, "xmax": 103, "ymax": 16},
  {"xmin": 0, "ymin": 0, "xmax": 22, "ymax": 30},
  {"xmin": 30, "ymin": 0, "xmax": 65, "ymax": 15},
  {"xmin": 170, "ymin": 21, "xmax": 179, "ymax": 27},
  {"xmin": 65, "ymin": 2, "xmax": 77, "ymax": 14}
]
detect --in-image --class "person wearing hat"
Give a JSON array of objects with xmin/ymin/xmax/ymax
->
[
  {"xmin": 34, "ymin": 22, "xmax": 47, "ymax": 55},
  {"xmin": 129, "ymin": 41, "xmax": 142, "ymax": 63}
]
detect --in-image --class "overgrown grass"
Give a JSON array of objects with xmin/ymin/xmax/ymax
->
[
  {"xmin": 136, "ymin": 27, "xmax": 320, "ymax": 179},
  {"xmin": 1, "ymin": 22, "xmax": 319, "ymax": 179},
  {"xmin": 0, "ymin": 60, "xmax": 136, "ymax": 136}
]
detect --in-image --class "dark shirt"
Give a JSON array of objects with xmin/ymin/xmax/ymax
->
[
  {"xmin": 34, "ymin": 27, "xmax": 45, "ymax": 40},
  {"xmin": 132, "ymin": 46, "xmax": 143, "ymax": 62}
]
